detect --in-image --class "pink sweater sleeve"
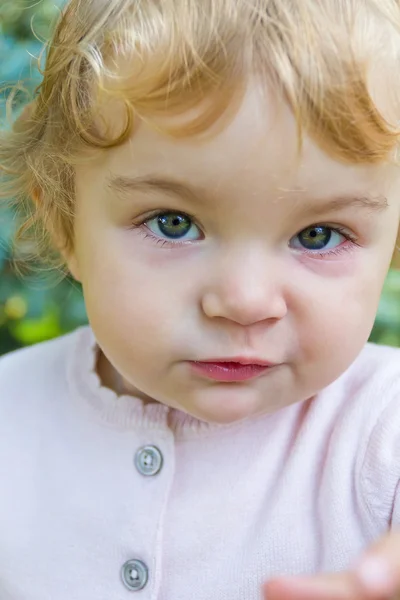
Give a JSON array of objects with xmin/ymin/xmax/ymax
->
[{"xmin": 360, "ymin": 395, "xmax": 400, "ymax": 529}]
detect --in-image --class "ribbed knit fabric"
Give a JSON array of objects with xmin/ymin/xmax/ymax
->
[{"xmin": 0, "ymin": 326, "xmax": 399, "ymax": 600}]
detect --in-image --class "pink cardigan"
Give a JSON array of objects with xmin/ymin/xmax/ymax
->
[{"xmin": 0, "ymin": 326, "xmax": 399, "ymax": 600}]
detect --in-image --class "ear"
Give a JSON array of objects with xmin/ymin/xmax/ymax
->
[
  {"xmin": 31, "ymin": 187, "xmax": 82, "ymax": 282},
  {"xmin": 390, "ymin": 225, "xmax": 400, "ymax": 270}
]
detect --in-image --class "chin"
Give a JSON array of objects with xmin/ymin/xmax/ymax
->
[
  {"xmin": 203, "ymin": 411, "xmax": 255, "ymax": 425},
  {"xmin": 184, "ymin": 387, "xmax": 264, "ymax": 425}
]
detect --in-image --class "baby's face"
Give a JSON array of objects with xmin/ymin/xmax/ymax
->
[{"xmin": 69, "ymin": 83, "xmax": 400, "ymax": 423}]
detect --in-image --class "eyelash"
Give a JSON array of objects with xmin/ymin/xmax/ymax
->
[
  {"xmin": 295, "ymin": 226, "xmax": 359, "ymax": 259},
  {"xmin": 131, "ymin": 213, "xmax": 359, "ymax": 256},
  {"xmin": 142, "ymin": 231, "xmax": 188, "ymax": 248},
  {"xmin": 131, "ymin": 210, "xmax": 202, "ymax": 249}
]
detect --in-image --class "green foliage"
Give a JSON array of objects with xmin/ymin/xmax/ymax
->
[{"xmin": 0, "ymin": 0, "xmax": 399, "ymax": 355}]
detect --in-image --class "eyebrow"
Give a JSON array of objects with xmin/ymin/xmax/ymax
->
[
  {"xmin": 107, "ymin": 174, "xmax": 203, "ymax": 204},
  {"xmin": 107, "ymin": 173, "xmax": 388, "ymax": 214},
  {"xmin": 300, "ymin": 194, "xmax": 388, "ymax": 217}
]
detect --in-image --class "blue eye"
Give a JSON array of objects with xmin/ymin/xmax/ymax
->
[
  {"xmin": 146, "ymin": 212, "xmax": 201, "ymax": 241},
  {"xmin": 291, "ymin": 226, "xmax": 345, "ymax": 252}
]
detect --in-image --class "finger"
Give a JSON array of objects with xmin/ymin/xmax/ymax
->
[
  {"xmin": 264, "ymin": 571, "xmax": 359, "ymax": 600},
  {"xmin": 352, "ymin": 533, "xmax": 400, "ymax": 598},
  {"xmin": 264, "ymin": 557, "xmax": 399, "ymax": 600},
  {"xmin": 264, "ymin": 531, "xmax": 400, "ymax": 600}
]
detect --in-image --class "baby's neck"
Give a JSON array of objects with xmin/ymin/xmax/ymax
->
[{"xmin": 96, "ymin": 348, "xmax": 156, "ymax": 405}]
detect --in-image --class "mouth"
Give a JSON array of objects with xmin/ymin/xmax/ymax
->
[{"xmin": 189, "ymin": 358, "xmax": 276, "ymax": 382}]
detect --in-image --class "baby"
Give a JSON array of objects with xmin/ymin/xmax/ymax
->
[{"xmin": 1, "ymin": 1, "xmax": 400, "ymax": 599}]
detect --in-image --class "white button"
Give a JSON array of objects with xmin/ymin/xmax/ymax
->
[
  {"xmin": 121, "ymin": 559, "xmax": 149, "ymax": 591},
  {"xmin": 135, "ymin": 445, "xmax": 163, "ymax": 476}
]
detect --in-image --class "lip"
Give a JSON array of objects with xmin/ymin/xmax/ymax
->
[{"xmin": 189, "ymin": 358, "xmax": 276, "ymax": 382}]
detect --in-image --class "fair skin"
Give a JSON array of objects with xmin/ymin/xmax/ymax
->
[{"xmin": 64, "ymin": 82, "xmax": 400, "ymax": 598}]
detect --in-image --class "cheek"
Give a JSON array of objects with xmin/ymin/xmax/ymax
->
[
  {"xmin": 81, "ymin": 263, "xmax": 177, "ymax": 383},
  {"xmin": 282, "ymin": 270, "xmax": 382, "ymax": 396},
  {"xmin": 295, "ymin": 269, "xmax": 382, "ymax": 368},
  {"xmin": 78, "ymin": 234, "xmax": 196, "ymax": 347}
]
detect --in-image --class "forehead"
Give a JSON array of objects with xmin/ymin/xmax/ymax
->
[{"xmin": 95, "ymin": 82, "xmax": 398, "ymax": 205}]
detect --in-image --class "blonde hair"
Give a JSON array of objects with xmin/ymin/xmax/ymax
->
[{"xmin": 1, "ymin": 0, "xmax": 400, "ymax": 274}]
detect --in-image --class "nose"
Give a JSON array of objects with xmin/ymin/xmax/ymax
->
[{"xmin": 201, "ymin": 248, "xmax": 287, "ymax": 326}]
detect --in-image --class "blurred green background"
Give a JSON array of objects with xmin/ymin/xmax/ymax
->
[
  {"xmin": 0, "ymin": 0, "xmax": 400, "ymax": 357},
  {"xmin": 0, "ymin": 0, "xmax": 87, "ymax": 355}
]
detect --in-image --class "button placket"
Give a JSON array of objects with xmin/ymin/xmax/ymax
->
[{"xmin": 119, "ymin": 445, "xmax": 164, "ymax": 591}]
